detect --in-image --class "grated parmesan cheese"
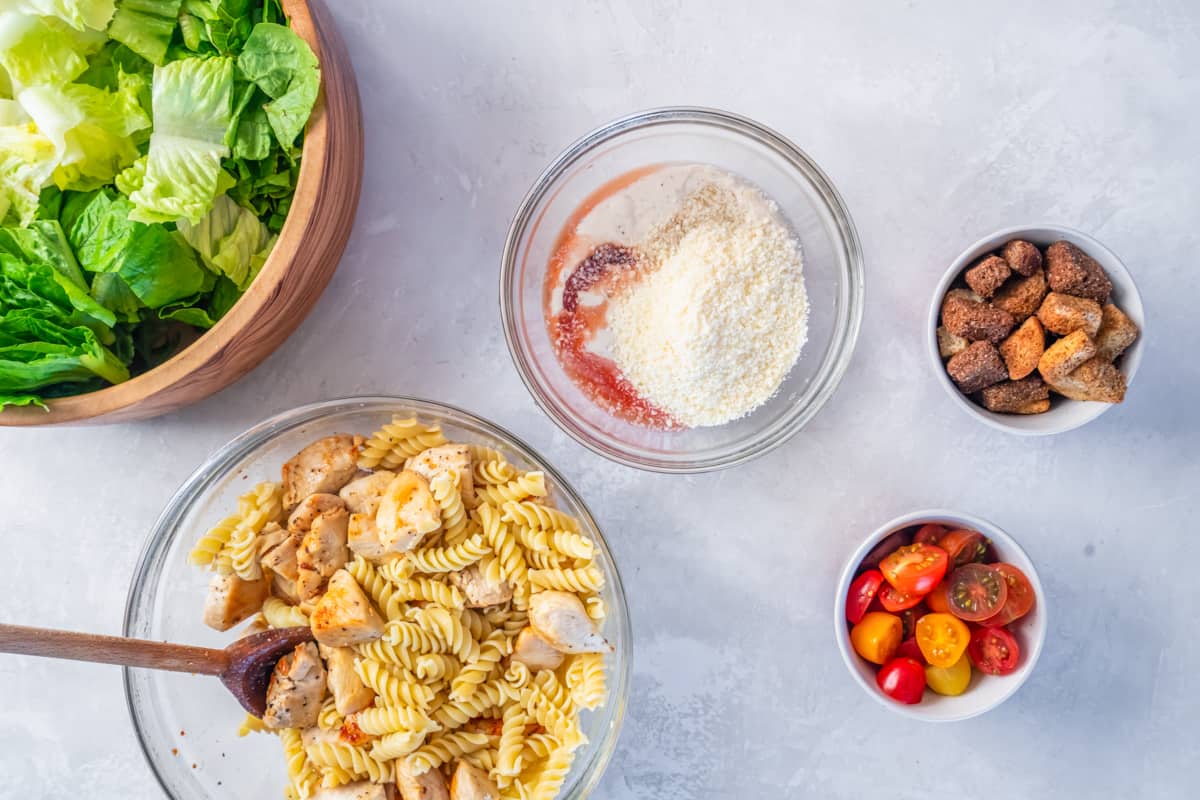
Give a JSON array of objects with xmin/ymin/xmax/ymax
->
[{"xmin": 607, "ymin": 179, "xmax": 808, "ymax": 427}]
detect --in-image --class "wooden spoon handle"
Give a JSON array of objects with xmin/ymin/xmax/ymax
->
[{"xmin": 0, "ymin": 624, "xmax": 228, "ymax": 676}]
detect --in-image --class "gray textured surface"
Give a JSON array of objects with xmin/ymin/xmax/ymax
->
[{"xmin": 2, "ymin": 1, "xmax": 1198, "ymax": 797}]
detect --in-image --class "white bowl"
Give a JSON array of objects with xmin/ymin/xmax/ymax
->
[
  {"xmin": 927, "ymin": 225, "xmax": 1145, "ymax": 435},
  {"xmin": 833, "ymin": 510, "xmax": 1048, "ymax": 722}
]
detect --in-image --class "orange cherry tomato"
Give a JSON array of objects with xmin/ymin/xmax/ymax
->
[
  {"xmin": 880, "ymin": 543, "xmax": 949, "ymax": 595},
  {"xmin": 925, "ymin": 581, "xmax": 951, "ymax": 614},
  {"xmin": 849, "ymin": 611, "xmax": 903, "ymax": 665},
  {"xmin": 915, "ymin": 612, "xmax": 971, "ymax": 668},
  {"xmin": 982, "ymin": 563, "xmax": 1036, "ymax": 626}
]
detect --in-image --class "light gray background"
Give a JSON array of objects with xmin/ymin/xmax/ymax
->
[{"xmin": 2, "ymin": 1, "xmax": 1197, "ymax": 797}]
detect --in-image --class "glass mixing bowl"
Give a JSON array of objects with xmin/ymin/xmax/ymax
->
[
  {"xmin": 501, "ymin": 107, "xmax": 864, "ymax": 472},
  {"xmin": 124, "ymin": 397, "xmax": 631, "ymax": 799}
]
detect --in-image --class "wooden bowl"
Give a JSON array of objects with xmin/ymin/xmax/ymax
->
[{"xmin": 0, "ymin": 0, "xmax": 363, "ymax": 426}]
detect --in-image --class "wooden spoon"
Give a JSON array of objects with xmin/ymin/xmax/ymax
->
[{"xmin": 0, "ymin": 623, "xmax": 313, "ymax": 717}]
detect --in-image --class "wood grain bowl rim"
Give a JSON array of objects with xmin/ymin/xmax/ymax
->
[{"xmin": 0, "ymin": 0, "xmax": 362, "ymax": 426}]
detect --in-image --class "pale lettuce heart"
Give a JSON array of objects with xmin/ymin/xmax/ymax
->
[
  {"xmin": 0, "ymin": 12, "xmax": 103, "ymax": 90},
  {"xmin": 176, "ymin": 194, "xmax": 275, "ymax": 290},
  {"xmin": 12, "ymin": 0, "xmax": 117, "ymax": 32},
  {"xmin": 0, "ymin": 102, "xmax": 56, "ymax": 225}
]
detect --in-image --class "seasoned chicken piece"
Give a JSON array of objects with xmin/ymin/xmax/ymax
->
[
  {"xmin": 203, "ymin": 573, "xmax": 269, "ymax": 631},
  {"xmin": 396, "ymin": 758, "xmax": 450, "ymax": 800},
  {"xmin": 347, "ymin": 513, "xmax": 391, "ymax": 563},
  {"xmin": 407, "ymin": 444, "xmax": 476, "ymax": 506},
  {"xmin": 313, "ymin": 782, "xmax": 393, "ymax": 800},
  {"xmin": 375, "ymin": 470, "xmax": 441, "ymax": 553},
  {"xmin": 448, "ymin": 562, "xmax": 512, "ymax": 608},
  {"xmin": 510, "ymin": 626, "xmax": 564, "ymax": 671},
  {"xmin": 282, "ymin": 435, "xmax": 364, "ymax": 512},
  {"xmin": 450, "ymin": 762, "xmax": 499, "ymax": 800},
  {"xmin": 261, "ymin": 525, "xmax": 302, "ymax": 602},
  {"xmin": 263, "ymin": 641, "xmax": 327, "ymax": 729},
  {"xmin": 339, "ymin": 470, "xmax": 396, "ymax": 515},
  {"xmin": 311, "ymin": 569, "xmax": 385, "ymax": 647},
  {"xmin": 296, "ymin": 506, "xmax": 350, "ymax": 601},
  {"xmin": 529, "ymin": 591, "xmax": 611, "ymax": 653},
  {"xmin": 288, "ymin": 493, "xmax": 347, "ymax": 533},
  {"xmin": 318, "ymin": 643, "xmax": 375, "ymax": 715}
]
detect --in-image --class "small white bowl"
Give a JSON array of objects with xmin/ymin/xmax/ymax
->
[
  {"xmin": 834, "ymin": 510, "xmax": 1048, "ymax": 722},
  {"xmin": 927, "ymin": 225, "xmax": 1145, "ymax": 435}
]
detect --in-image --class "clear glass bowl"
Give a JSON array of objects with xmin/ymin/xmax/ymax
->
[
  {"xmin": 124, "ymin": 397, "xmax": 631, "ymax": 800},
  {"xmin": 501, "ymin": 107, "xmax": 864, "ymax": 472}
]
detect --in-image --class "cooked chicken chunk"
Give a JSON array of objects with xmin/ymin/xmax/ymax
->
[
  {"xmin": 339, "ymin": 470, "xmax": 396, "ymax": 516},
  {"xmin": 203, "ymin": 573, "xmax": 269, "ymax": 631},
  {"xmin": 406, "ymin": 444, "xmax": 476, "ymax": 506},
  {"xmin": 311, "ymin": 569, "xmax": 385, "ymax": 647},
  {"xmin": 375, "ymin": 470, "xmax": 441, "ymax": 552},
  {"xmin": 510, "ymin": 626, "xmax": 564, "ymax": 671},
  {"xmin": 282, "ymin": 435, "xmax": 363, "ymax": 512},
  {"xmin": 313, "ymin": 782, "xmax": 393, "ymax": 800},
  {"xmin": 288, "ymin": 493, "xmax": 347, "ymax": 533},
  {"xmin": 261, "ymin": 525, "xmax": 302, "ymax": 602},
  {"xmin": 448, "ymin": 562, "xmax": 512, "ymax": 608},
  {"xmin": 318, "ymin": 644, "xmax": 374, "ymax": 716},
  {"xmin": 529, "ymin": 591, "xmax": 611, "ymax": 653},
  {"xmin": 450, "ymin": 762, "xmax": 499, "ymax": 800},
  {"xmin": 396, "ymin": 758, "xmax": 450, "ymax": 800},
  {"xmin": 263, "ymin": 641, "xmax": 327, "ymax": 729},
  {"xmin": 296, "ymin": 506, "xmax": 350, "ymax": 601},
  {"xmin": 347, "ymin": 512, "xmax": 393, "ymax": 563}
]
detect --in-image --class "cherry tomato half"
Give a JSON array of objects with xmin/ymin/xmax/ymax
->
[
  {"xmin": 925, "ymin": 581, "xmax": 951, "ymax": 614},
  {"xmin": 925, "ymin": 654, "xmax": 972, "ymax": 696},
  {"xmin": 898, "ymin": 602, "xmax": 929, "ymax": 640},
  {"xmin": 850, "ymin": 612, "xmax": 903, "ymax": 665},
  {"xmin": 846, "ymin": 569, "xmax": 884, "ymax": 624},
  {"xmin": 879, "ymin": 583, "xmax": 925, "ymax": 613},
  {"xmin": 880, "ymin": 543, "xmax": 949, "ymax": 596},
  {"xmin": 982, "ymin": 563, "xmax": 1036, "ymax": 626},
  {"xmin": 859, "ymin": 530, "xmax": 913, "ymax": 572},
  {"xmin": 945, "ymin": 563, "xmax": 1008, "ymax": 622},
  {"xmin": 915, "ymin": 612, "xmax": 971, "ymax": 668},
  {"xmin": 967, "ymin": 626, "xmax": 1021, "ymax": 675},
  {"xmin": 876, "ymin": 657, "xmax": 926, "ymax": 704},
  {"xmin": 912, "ymin": 523, "xmax": 946, "ymax": 546},
  {"xmin": 896, "ymin": 637, "xmax": 925, "ymax": 664},
  {"xmin": 937, "ymin": 529, "xmax": 989, "ymax": 569}
]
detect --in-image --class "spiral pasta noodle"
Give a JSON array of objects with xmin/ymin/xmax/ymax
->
[
  {"xmin": 528, "ymin": 565, "xmax": 605, "ymax": 593},
  {"xmin": 304, "ymin": 741, "xmax": 394, "ymax": 783},
  {"xmin": 429, "ymin": 470, "xmax": 470, "ymax": 541},
  {"xmin": 501, "ymin": 501, "xmax": 580, "ymax": 532},
  {"xmin": 188, "ymin": 514, "xmax": 240, "ymax": 566},
  {"xmin": 408, "ymin": 534, "xmax": 489, "ymax": 573},
  {"xmin": 353, "ymin": 659, "xmax": 435, "ymax": 709},
  {"xmin": 565, "ymin": 653, "xmax": 606, "ymax": 710},
  {"xmin": 474, "ymin": 457, "xmax": 517, "ymax": 486},
  {"xmin": 433, "ymin": 678, "xmax": 513, "ymax": 729},
  {"xmin": 262, "ymin": 597, "xmax": 309, "ymax": 629},
  {"xmin": 353, "ymin": 705, "xmax": 439, "ymax": 737},
  {"xmin": 346, "ymin": 555, "xmax": 406, "ymax": 620},
  {"xmin": 475, "ymin": 471, "xmax": 547, "ymax": 506},
  {"xmin": 406, "ymin": 730, "xmax": 491, "ymax": 775}
]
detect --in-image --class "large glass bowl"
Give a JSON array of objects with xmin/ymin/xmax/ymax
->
[
  {"xmin": 124, "ymin": 397, "xmax": 631, "ymax": 800},
  {"xmin": 501, "ymin": 107, "xmax": 864, "ymax": 472}
]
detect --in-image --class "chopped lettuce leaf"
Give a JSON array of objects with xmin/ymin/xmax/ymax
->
[
  {"xmin": 117, "ymin": 55, "xmax": 232, "ymax": 223},
  {"xmin": 13, "ymin": 0, "xmax": 117, "ymax": 32},
  {"xmin": 0, "ymin": 12, "xmax": 102, "ymax": 90},
  {"xmin": 0, "ymin": 309, "xmax": 129, "ymax": 390},
  {"xmin": 236, "ymin": 22, "xmax": 319, "ymax": 148},
  {"xmin": 106, "ymin": 0, "xmax": 182, "ymax": 66},
  {"xmin": 176, "ymin": 193, "xmax": 272, "ymax": 289},
  {"xmin": 0, "ymin": 105, "xmax": 58, "ymax": 225},
  {"xmin": 0, "ymin": 392, "xmax": 47, "ymax": 410},
  {"xmin": 89, "ymin": 270, "xmax": 141, "ymax": 321}
]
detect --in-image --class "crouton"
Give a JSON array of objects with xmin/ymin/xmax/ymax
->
[
  {"xmin": 1045, "ymin": 357, "xmax": 1127, "ymax": 403},
  {"xmin": 1001, "ymin": 239, "xmax": 1043, "ymax": 277},
  {"xmin": 999, "ymin": 317, "xmax": 1044, "ymax": 380},
  {"xmin": 1037, "ymin": 330, "xmax": 1097, "ymax": 382},
  {"xmin": 946, "ymin": 341, "xmax": 1008, "ymax": 394},
  {"xmin": 1014, "ymin": 398, "xmax": 1051, "ymax": 414},
  {"xmin": 1037, "ymin": 292, "xmax": 1102, "ymax": 337},
  {"xmin": 1094, "ymin": 303, "xmax": 1139, "ymax": 361},
  {"xmin": 992, "ymin": 268, "xmax": 1048, "ymax": 322},
  {"xmin": 940, "ymin": 289, "xmax": 1014, "ymax": 343},
  {"xmin": 937, "ymin": 326, "xmax": 968, "ymax": 360},
  {"xmin": 979, "ymin": 376, "xmax": 1050, "ymax": 413},
  {"xmin": 964, "ymin": 255, "xmax": 1011, "ymax": 299},
  {"xmin": 1045, "ymin": 241, "xmax": 1112, "ymax": 303}
]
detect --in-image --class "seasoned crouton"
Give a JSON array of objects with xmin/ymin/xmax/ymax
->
[
  {"xmin": 282, "ymin": 435, "xmax": 363, "ymax": 512},
  {"xmin": 999, "ymin": 317, "xmax": 1044, "ymax": 380},
  {"xmin": 937, "ymin": 326, "xmax": 968, "ymax": 360},
  {"xmin": 406, "ymin": 444, "xmax": 476, "ymax": 506},
  {"xmin": 203, "ymin": 573, "xmax": 269, "ymax": 631},
  {"xmin": 1037, "ymin": 292, "xmax": 1102, "ymax": 337},
  {"xmin": 940, "ymin": 289, "xmax": 1015, "ymax": 343},
  {"xmin": 1002, "ymin": 239, "xmax": 1043, "ymax": 277},
  {"xmin": 318, "ymin": 644, "xmax": 374, "ymax": 716},
  {"xmin": 965, "ymin": 255, "xmax": 1011, "ymax": 298},
  {"xmin": 263, "ymin": 641, "xmax": 326, "ymax": 729},
  {"xmin": 1037, "ymin": 330, "xmax": 1097, "ymax": 382},
  {"xmin": 1095, "ymin": 303, "xmax": 1139, "ymax": 361},
  {"xmin": 992, "ymin": 268, "xmax": 1048, "ymax": 322},
  {"xmin": 311, "ymin": 569, "xmax": 385, "ymax": 647},
  {"xmin": 1046, "ymin": 357, "xmax": 1127, "ymax": 403},
  {"xmin": 1014, "ymin": 398, "xmax": 1051, "ymax": 414},
  {"xmin": 980, "ymin": 376, "xmax": 1050, "ymax": 413},
  {"xmin": 946, "ymin": 341, "xmax": 1008, "ymax": 394},
  {"xmin": 338, "ymin": 471, "xmax": 395, "ymax": 516},
  {"xmin": 1045, "ymin": 241, "xmax": 1112, "ymax": 303}
]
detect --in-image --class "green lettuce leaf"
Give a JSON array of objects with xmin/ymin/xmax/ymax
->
[
  {"xmin": 236, "ymin": 22, "xmax": 319, "ymax": 148},
  {"xmin": 0, "ymin": 12, "xmax": 103, "ymax": 89},
  {"xmin": 89, "ymin": 270, "xmax": 141, "ymax": 321},
  {"xmin": 107, "ymin": 0, "xmax": 182, "ymax": 65},
  {"xmin": 0, "ymin": 392, "xmax": 46, "ymax": 410},
  {"xmin": 176, "ymin": 193, "xmax": 272, "ymax": 289},
  {"xmin": 13, "ymin": 1, "xmax": 117, "ymax": 32},
  {"xmin": 0, "ymin": 309, "xmax": 128, "ymax": 391},
  {"xmin": 116, "ymin": 55, "xmax": 233, "ymax": 223}
]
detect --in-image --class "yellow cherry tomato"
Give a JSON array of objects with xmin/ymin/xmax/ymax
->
[
  {"xmin": 925, "ymin": 654, "xmax": 972, "ymax": 696},
  {"xmin": 915, "ymin": 612, "xmax": 970, "ymax": 667},
  {"xmin": 850, "ymin": 612, "xmax": 903, "ymax": 665}
]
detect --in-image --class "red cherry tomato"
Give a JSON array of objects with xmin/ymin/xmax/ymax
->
[
  {"xmin": 879, "ymin": 583, "xmax": 925, "ymax": 613},
  {"xmin": 968, "ymin": 626, "xmax": 1020, "ymax": 675},
  {"xmin": 876, "ymin": 657, "xmax": 926, "ymax": 704},
  {"xmin": 938, "ymin": 529, "xmax": 989, "ymax": 569},
  {"xmin": 895, "ymin": 637, "xmax": 925, "ymax": 664},
  {"xmin": 880, "ymin": 544, "xmax": 949, "ymax": 596},
  {"xmin": 945, "ymin": 563, "xmax": 1008, "ymax": 621},
  {"xmin": 846, "ymin": 569, "xmax": 884, "ymax": 624},
  {"xmin": 983, "ymin": 564, "xmax": 1036, "ymax": 626},
  {"xmin": 912, "ymin": 523, "xmax": 946, "ymax": 546}
]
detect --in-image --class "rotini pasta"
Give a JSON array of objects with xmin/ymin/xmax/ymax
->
[
  {"xmin": 237, "ymin": 713, "xmax": 269, "ymax": 737},
  {"xmin": 406, "ymin": 730, "xmax": 491, "ymax": 775},
  {"xmin": 188, "ymin": 514, "xmax": 240, "ymax": 566},
  {"xmin": 450, "ymin": 630, "xmax": 508, "ymax": 701},
  {"xmin": 353, "ymin": 659, "xmax": 436, "ymax": 709},
  {"xmin": 353, "ymin": 705, "xmax": 439, "ymax": 736},
  {"xmin": 528, "ymin": 565, "xmax": 605, "ymax": 593},
  {"xmin": 474, "ymin": 457, "xmax": 517, "ymax": 486},
  {"xmin": 565, "ymin": 653, "xmax": 606, "ymax": 710},
  {"xmin": 501, "ymin": 501, "xmax": 580, "ymax": 533},
  {"xmin": 304, "ymin": 741, "xmax": 394, "ymax": 783},
  {"xmin": 475, "ymin": 471, "xmax": 548, "ymax": 506},
  {"xmin": 408, "ymin": 533, "xmax": 489, "ymax": 573},
  {"xmin": 429, "ymin": 470, "xmax": 470, "ymax": 541},
  {"xmin": 262, "ymin": 597, "xmax": 309, "ymax": 629},
  {"xmin": 346, "ymin": 555, "xmax": 407, "ymax": 620},
  {"xmin": 433, "ymin": 678, "xmax": 513, "ymax": 729}
]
